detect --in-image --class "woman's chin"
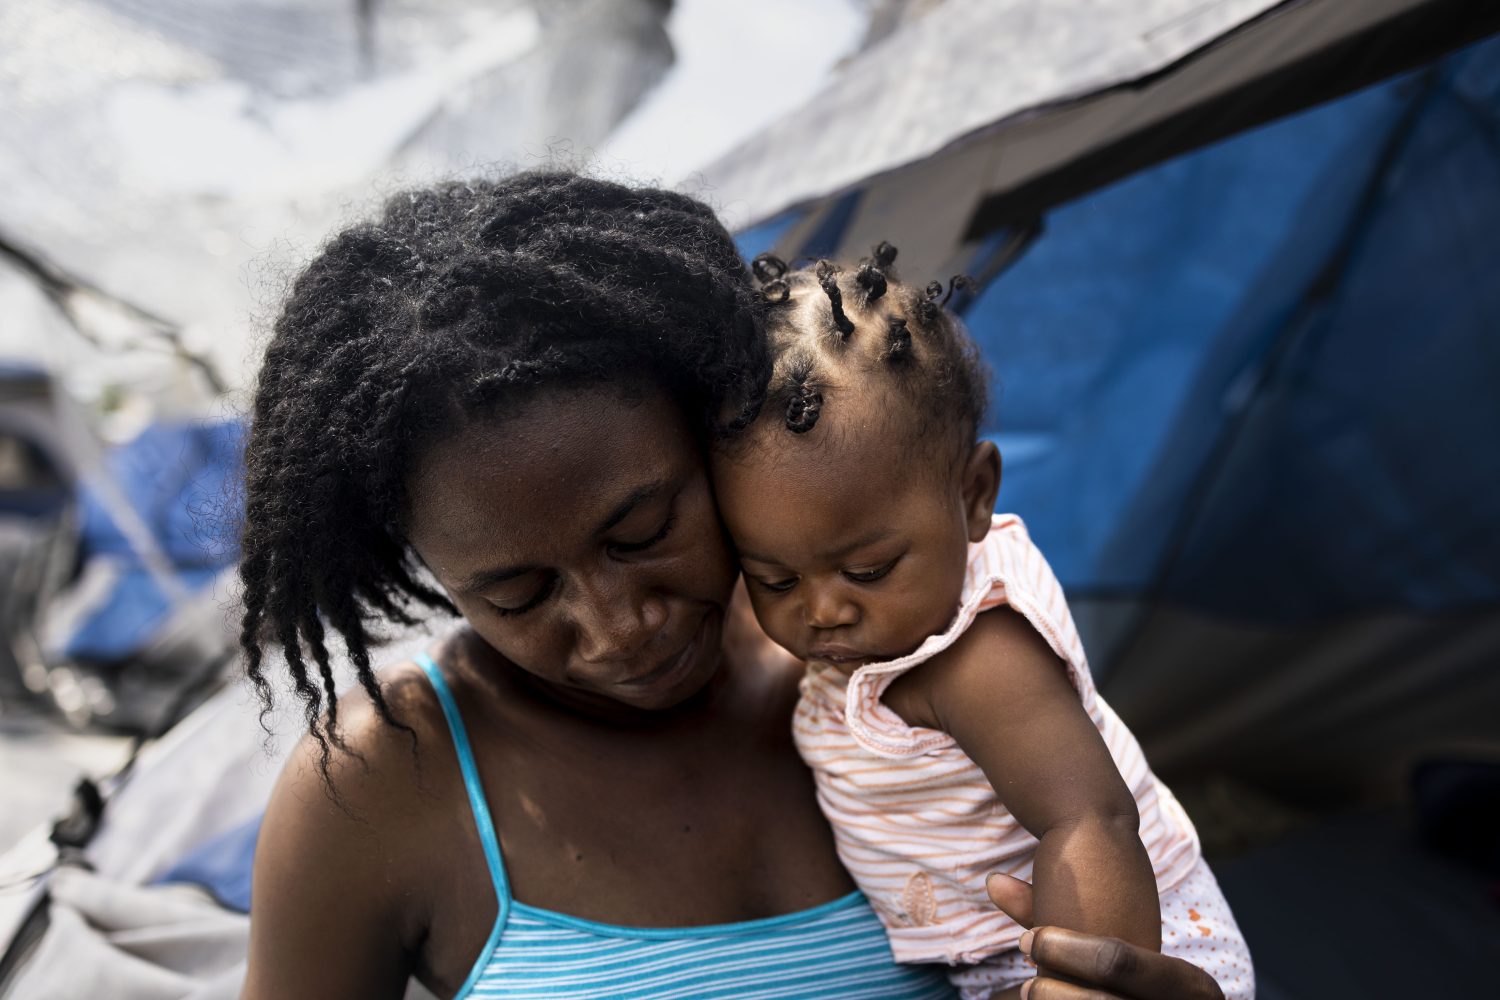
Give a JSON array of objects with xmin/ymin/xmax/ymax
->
[{"xmin": 615, "ymin": 608, "xmax": 724, "ymax": 711}]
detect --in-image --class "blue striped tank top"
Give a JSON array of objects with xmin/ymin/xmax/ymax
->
[{"xmin": 416, "ymin": 653, "xmax": 955, "ymax": 999}]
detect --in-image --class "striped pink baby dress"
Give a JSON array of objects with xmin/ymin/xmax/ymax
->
[{"xmin": 793, "ymin": 514, "xmax": 1203, "ymax": 969}]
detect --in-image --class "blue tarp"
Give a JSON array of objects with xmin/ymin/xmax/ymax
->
[
  {"xmin": 738, "ymin": 34, "xmax": 1500, "ymax": 626},
  {"xmin": 155, "ymin": 814, "xmax": 260, "ymax": 912},
  {"xmin": 65, "ymin": 419, "xmax": 244, "ymax": 661}
]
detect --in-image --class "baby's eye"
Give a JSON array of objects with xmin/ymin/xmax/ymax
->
[
  {"xmin": 752, "ymin": 575, "xmax": 798, "ymax": 594},
  {"xmin": 844, "ymin": 557, "xmax": 900, "ymax": 584}
]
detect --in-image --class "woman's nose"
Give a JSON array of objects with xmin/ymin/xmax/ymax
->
[
  {"xmin": 570, "ymin": 571, "xmax": 667, "ymax": 663},
  {"xmin": 803, "ymin": 585, "xmax": 859, "ymax": 630}
]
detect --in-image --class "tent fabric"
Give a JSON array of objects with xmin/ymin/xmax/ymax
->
[
  {"xmin": 0, "ymin": 366, "xmax": 70, "ymax": 517},
  {"xmin": 7, "ymin": 6, "xmax": 1500, "ymax": 996},
  {"xmin": 723, "ymin": 0, "xmax": 1500, "ymax": 281},
  {"xmin": 2, "ymin": 867, "xmax": 440, "ymax": 1000},
  {"xmin": 1101, "ymin": 603, "xmax": 1500, "ymax": 803},
  {"xmin": 1215, "ymin": 810, "xmax": 1500, "ymax": 999},
  {"xmin": 2, "ymin": 870, "xmax": 250, "ymax": 1000},
  {"xmin": 961, "ymin": 0, "xmax": 1500, "ymax": 238},
  {"xmin": 0, "ymin": 630, "xmax": 439, "ymax": 992},
  {"xmin": 733, "ymin": 30, "xmax": 1500, "ymax": 811},
  {"xmin": 76, "ymin": 421, "xmax": 242, "ymax": 569},
  {"xmin": 0, "ymin": 365, "xmax": 80, "ymax": 699},
  {"xmin": 700, "ymin": 0, "xmax": 1283, "ymax": 232},
  {"xmin": 62, "ymin": 420, "xmax": 242, "ymax": 662},
  {"xmin": 56, "ymin": 565, "xmax": 222, "ymax": 665},
  {"xmin": 739, "ymin": 35, "xmax": 1500, "ymax": 620},
  {"xmin": 0, "ymin": 365, "xmax": 81, "ymax": 497},
  {"xmin": 152, "ymin": 816, "xmax": 260, "ymax": 914},
  {"xmin": 964, "ymin": 38, "xmax": 1500, "ymax": 619}
]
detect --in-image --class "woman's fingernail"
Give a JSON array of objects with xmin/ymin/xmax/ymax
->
[
  {"xmin": 1019, "ymin": 979, "xmax": 1032, "ymax": 1000},
  {"xmin": 1020, "ymin": 929, "xmax": 1034, "ymax": 956}
]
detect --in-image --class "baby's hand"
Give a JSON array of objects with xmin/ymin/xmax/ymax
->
[{"xmin": 986, "ymin": 873, "xmax": 1223, "ymax": 1000}]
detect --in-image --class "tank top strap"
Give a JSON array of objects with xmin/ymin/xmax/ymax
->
[{"xmin": 415, "ymin": 652, "xmax": 513, "ymax": 945}]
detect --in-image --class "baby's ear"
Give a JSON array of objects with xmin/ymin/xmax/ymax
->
[{"xmin": 959, "ymin": 440, "xmax": 1001, "ymax": 542}]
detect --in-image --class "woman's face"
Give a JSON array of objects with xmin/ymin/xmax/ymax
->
[{"xmin": 405, "ymin": 385, "xmax": 737, "ymax": 718}]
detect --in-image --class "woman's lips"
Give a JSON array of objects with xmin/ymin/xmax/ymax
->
[{"xmin": 618, "ymin": 615, "xmax": 709, "ymax": 689}]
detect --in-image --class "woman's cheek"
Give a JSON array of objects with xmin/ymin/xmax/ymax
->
[
  {"xmin": 463, "ymin": 601, "xmax": 566, "ymax": 680},
  {"xmin": 671, "ymin": 509, "xmax": 739, "ymax": 602}
]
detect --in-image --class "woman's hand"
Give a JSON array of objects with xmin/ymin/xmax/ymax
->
[{"xmin": 986, "ymin": 873, "xmax": 1224, "ymax": 1000}]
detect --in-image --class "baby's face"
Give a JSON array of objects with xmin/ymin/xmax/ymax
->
[{"xmin": 712, "ymin": 414, "xmax": 982, "ymax": 671}]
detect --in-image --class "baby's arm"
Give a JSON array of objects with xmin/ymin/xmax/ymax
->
[{"xmin": 890, "ymin": 606, "xmax": 1161, "ymax": 957}]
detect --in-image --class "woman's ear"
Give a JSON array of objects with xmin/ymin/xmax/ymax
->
[{"xmin": 959, "ymin": 440, "xmax": 1001, "ymax": 543}]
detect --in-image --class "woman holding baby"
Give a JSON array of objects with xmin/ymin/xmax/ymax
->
[{"xmin": 238, "ymin": 172, "xmax": 1244, "ymax": 999}]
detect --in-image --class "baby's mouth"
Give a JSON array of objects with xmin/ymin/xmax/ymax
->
[{"xmin": 805, "ymin": 644, "xmax": 872, "ymax": 667}]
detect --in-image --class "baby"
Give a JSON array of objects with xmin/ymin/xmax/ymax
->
[{"xmin": 711, "ymin": 246, "xmax": 1253, "ymax": 999}]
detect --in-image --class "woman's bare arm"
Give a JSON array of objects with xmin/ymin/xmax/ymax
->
[{"xmin": 241, "ymin": 722, "xmax": 413, "ymax": 1000}]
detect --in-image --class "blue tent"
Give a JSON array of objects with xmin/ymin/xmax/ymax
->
[
  {"xmin": 734, "ymin": 10, "xmax": 1500, "ymax": 809},
  {"xmin": 969, "ymin": 46, "xmax": 1499, "ymax": 620},
  {"xmin": 731, "ymin": 9, "xmax": 1500, "ymax": 996}
]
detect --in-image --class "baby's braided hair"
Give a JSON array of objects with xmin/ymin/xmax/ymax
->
[
  {"xmin": 744, "ymin": 243, "xmax": 987, "ymax": 467},
  {"xmin": 815, "ymin": 261, "xmax": 855, "ymax": 339},
  {"xmin": 240, "ymin": 172, "xmax": 770, "ymax": 771}
]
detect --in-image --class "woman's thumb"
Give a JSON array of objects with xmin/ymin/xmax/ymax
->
[{"xmin": 985, "ymin": 872, "xmax": 1035, "ymax": 928}]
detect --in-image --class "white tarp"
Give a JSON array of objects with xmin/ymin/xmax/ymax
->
[{"xmin": 695, "ymin": 0, "xmax": 1283, "ymax": 229}]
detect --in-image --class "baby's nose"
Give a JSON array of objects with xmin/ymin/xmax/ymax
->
[{"xmin": 803, "ymin": 588, "xmax": 859, "ymax": 630}]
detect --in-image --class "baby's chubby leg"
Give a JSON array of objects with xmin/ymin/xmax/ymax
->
[
  {"xmin": 1157, "ymin": 861, "xmax": 1254, "ymax": 1000},
  {"xmin": 966, "ymin": 861, "xmax": 1252, "ymax": 1000},
  {"xmin": 946, "ymin": 954, "xmax": 1031, "ymax": 1000}
]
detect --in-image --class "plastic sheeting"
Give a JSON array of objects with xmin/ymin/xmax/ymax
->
[
  {"xmin": 733, "ymin": 32, "xmax": 1500, "ymax": 808},
  {"xmin": 969, "ymin": 37, "xmax": 1500, "ymax": 621},
  {"xmin": 738, "ymin": 34, "xmax": 1500, "ymax": 625},
  {"xmin": 56, "ymin": 421, "xmax": 242, "ymax": 663}
]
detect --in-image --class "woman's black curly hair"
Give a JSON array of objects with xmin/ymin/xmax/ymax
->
[{"xmin": 239, "ymin": 171, "xmax": 770, "ymax": 763}]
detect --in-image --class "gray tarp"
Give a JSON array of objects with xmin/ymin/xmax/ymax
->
[
  {"xmin": 2, "ymin": 867, "xmax": 437, "ymax": 1000},
  {"xmin": 705, "ymin": 0, "xmax": 1495, "ymax": 277}
]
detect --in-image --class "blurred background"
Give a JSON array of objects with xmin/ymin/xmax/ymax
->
[{"xmin": 0, "ymin": 1, "xmax": 1497, "ymax": 997}]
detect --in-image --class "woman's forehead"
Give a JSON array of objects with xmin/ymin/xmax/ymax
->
[{"xmin": 406, "ymin": 387, "xmax": 696, "ymax": 559}]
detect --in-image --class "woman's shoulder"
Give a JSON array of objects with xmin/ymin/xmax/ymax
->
[
  {"xmin": 247, "ymin": 654, "xmax": 466, "ymax": 996},
  {"xmin": 248, "ymin": 632, "xmax": 534, "ymax": 997},
  {"xmin": 261, "ymin": 658, "xmax": 451, "ymax": 847},
  {"xmin": 256, "ymin": 639, "xmax": 483, "ymax": 887}
]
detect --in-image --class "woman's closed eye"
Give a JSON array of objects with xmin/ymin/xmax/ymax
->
[
  {"xmin": 491, "ymin": 575, "xmax": 558, "ymax": 617},
  {"xmin": 844, "ymin": 556, "xmax": 900, "ymax": 584},
  {"xmin": 611, "ymin": 511, "xmax": 678, "ymax": 555},
  {"xmin": 486, "ymin": 509, "xmax": 678, "ymax": 617}
]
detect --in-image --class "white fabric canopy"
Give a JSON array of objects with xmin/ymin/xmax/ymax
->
[{"xmin": 697, "ymin": 0, "xmax": 1284, "ymax": 229}]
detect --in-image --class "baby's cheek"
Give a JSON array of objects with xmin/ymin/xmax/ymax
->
[
  {"xmin": 886, "ymin": 577, "xmax": 966, "ymax": 652},
  {"xmin": 749, "ymin": 595, "xmax": 798, "ymax": 651}
]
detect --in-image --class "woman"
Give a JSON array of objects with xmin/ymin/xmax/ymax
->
[{"xmin": 238, "ymin": 172, "xmax": 1226, "ymax": 999}]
